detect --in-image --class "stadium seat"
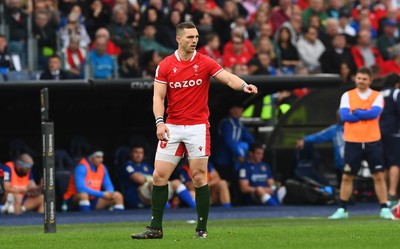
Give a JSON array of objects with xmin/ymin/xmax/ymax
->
[
  {"xmin": 55, "ymin": 149, "xmax": 75, "ymax": 171},
  {"xmin": 69, "ymin": 135, "xmax": 91, "ymax": 163},
  {"xmin": 6, "ymin": 71, "xmax": 31, "ymax": 82},
  {"xmin": 0, "ymin": 74, "xmax": 4, "ymax": 81},
  {"xmin": 114, "ymin": 146, "xmax": 131, "ymax": 169}
]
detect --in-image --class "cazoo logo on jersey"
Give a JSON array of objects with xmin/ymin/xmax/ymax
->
[{"xmin": 169, "ymin": 79, "xmax": 203, "ymax": 88}]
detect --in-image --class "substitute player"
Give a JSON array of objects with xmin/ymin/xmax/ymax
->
[
  {"xmin": 131, "ymin": 22, "xmax": 258, "ymax": 239},
  {"xmin": 329, "ymin": 67, "xmax": 394, "ymax": 220}
]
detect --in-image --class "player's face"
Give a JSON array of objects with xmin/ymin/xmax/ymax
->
[
  {"xmin": 355, "ymin": 72, "xmax": 372, "ymax": 92},
  {"xmin": 251, "ymin": 148, "xmax": 264, "ymax": 164},
  {"xmin": 132, "ymin": 147, "xmax": 144, "ymax": 164},
  {"xmin": 177, "ymin": 28, "xmax": 199, "ymax": 53},
  {"xmin": 90, "ymin": 156, "xmax": 104, "ymax": 167}
]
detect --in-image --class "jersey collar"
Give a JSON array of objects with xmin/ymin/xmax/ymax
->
[{"xmin": 174, "ymin": 50, "xmax": 197, "ymax": 62}]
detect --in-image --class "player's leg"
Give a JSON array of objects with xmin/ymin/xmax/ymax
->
[
  {"xmin": 217, "ymin": 180, "xmax": 231, "ymax": 207},
  {"xmin": 329, "ymin": 142, "xmax": 360, "ymax": 219},
  {"xmin": 12, "ymin": 193, "xmax": 24, "ymax": 214},
  {"xmin": 170, "ymin": 179, "xmax": 196, "ymax": 208},
  {"xmin": 95, "ymin": 191, "xmax": 124, "ymax": 210},
  {"xmin": 365, "ymin": 141, "xmax": 394, "ymax": 219},
  {"xmin": 72, "ymin": 192, "xmax": 91, "ymax": 211},
  {"xmin": 23, "ymin": 195, "xmax": 44, "ymax": 213},
  {"xmin": 388, "ymin": 166, "xmax": 399, "ymax": 205},
  {"xmin": 384, "ymin": 135, "xmax": 400, "ymax": 207},
  {"xmin": 189, "ymin": 157, "xmax": 209, "ymax": 238}
]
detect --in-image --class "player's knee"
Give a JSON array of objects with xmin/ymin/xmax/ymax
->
[
  {"xmin": 192, "ymin": 172, "xmax": 207, "ymax": 186},
  {"xmin": 78, "ymin": 192, "xmax": 89, "ymax": 200},
  {"xmin": 169, "ymin": 179, "xmax": 181, "ymax": 190},
  {"xmin": 342, "ymin": 174, "xmax": 354, "ymax": 183},
  {"xmin": 152, "ymin": 170, "xmax": 169, "ymax": 185},
  {"xmin": 113, "ymin": 191, "xmax": 123, "ymax": 201},
  {"xmin": 219, "ymin": 180, "xmax": 228, "ymax": 189},
  {"xmin": 372, "ymin": 171, "xmax": 385, "ymax": 182}
]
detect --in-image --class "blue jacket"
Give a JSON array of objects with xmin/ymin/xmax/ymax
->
[
  {"xmin": 304, "ymin": 123, "xmax": 344, "ymax": 169},
  {"xmin": 88, "ymin": 51, "xmax": 114, "ymax": 79},
  {"xmin": 380, "ymin": 88, "xmax": 400, "ymax": 136},
  {"xmin": 215, "ymin": 117, "xmax": 255, "ymax": 166}
]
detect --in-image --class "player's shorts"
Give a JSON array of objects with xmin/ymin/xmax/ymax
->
[
  {"xmin": 343, "ymin": 141, "xmax": 384, "ymax": 175},
  {"xmin": 381, "ymin": 134, "xmax": 400, "ymax": 168},
  {"xmin": 155, "ymin": 123, "xmax": 210, "ymax": 163}
]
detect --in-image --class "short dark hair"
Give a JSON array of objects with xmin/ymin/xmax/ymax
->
[
  {"xmin": 0, "ymin": 34, "xmax": 6, "ymax": 39},
  {"xmin": 356, "ymin": 66, "xmax": 372, "ymax": 78},
  {"xmin": 176, "ymin": 22, "xmax": 196, "ymax": 35},
  {"xmin": 382, "ymin": 73, "xmax": 400, "ymax": 88},
  {"xmin": 249, "ymin": 142, "xmax": 264, "ymax": 152},
  {"xmin": 49, "ymin": 54, "xmax": 61, "ymax": 61}
]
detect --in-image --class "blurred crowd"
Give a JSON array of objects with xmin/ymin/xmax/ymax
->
[{"xmin": 1, "ymin": 0, "xmax": 400, "ymax": 82}]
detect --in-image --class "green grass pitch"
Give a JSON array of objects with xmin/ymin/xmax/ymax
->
[{"xmin": 1, "ymin": 216, "xmax": 400, "ymax": 249}]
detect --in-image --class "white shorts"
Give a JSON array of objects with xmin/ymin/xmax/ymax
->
[{"xmin": 156, "ymin": 123, "xmax": 210, "ymax": 160}]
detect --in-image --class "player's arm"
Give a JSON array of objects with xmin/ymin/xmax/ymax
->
[
  {"xmin": 239, "ymin": 179, "xmax": 256, "ymax": 194},
  {"xmin": 353, "ymin": 94, "xmax": 383, "ymax": 120},
  {"xmin": 153, "ymin": 82, "xmax": 170, "ymax": 141},
  {"xmin": 339, "ymin": 92, "xmax": 360, "ymax": 123},
  {"xmin": 214, "ymin": 70, "xmax": 258, "ymax": 94}
]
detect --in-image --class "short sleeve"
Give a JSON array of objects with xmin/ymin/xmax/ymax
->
[
  {"xmin": 205, "ymin": 56, "xmax": 223, "ymax": 77},
  {"xmin": 339, "ymin": 92, "xmax": 350, "ymax": 109},
  {"xmin": 154, "ymin": 60, "xmax": 168, "ymax": 84},
  {"xmin": 372, "ymin": 93, "xmax": 384, "ymax": 108},
  {"xmin": 1, "ymin": 165, "xmax": 11, "ymax": 182}
]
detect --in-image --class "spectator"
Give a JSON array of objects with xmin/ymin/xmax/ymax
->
[
  {"xmin": 85, "ymin": 0, "xmax": 111, "ymax": 41},
  {"xmin": 120, "ymin": 145, "xmax": 196, "ymax": 209},
  {"xmin": 197, "ymin": 33, "xmax": 222, "ymax": 65},
  {"xmin": 248, "ymin": 52, "xmax": 278, "ymax": 76},
  {"xmin": 337, "ymin": 9, "xmax": 357, "ymax": 45},
  {"xmin": 273, "ymin": 6, "xmax": 303, "ymax": 46},
  {"xmin": 222, "ymin": 29, "xmax": 256, "ymax": 70},
  {"xmin": 351, "ymin": 29, "xmax": 384, "ymax": 69},
  {"xmin": 107, "ymin": 4, "xmax": 137, "ymax": 50},
  {"xmin": 213, "ymin": 0, "xmax": 240, "ymax": 47},
  {"xmin": 33, "ymin": 0, "xmax": 60, "ymax": 27},
  {"xmin": 5, "ymin": 0, "xmax": 28, "ymax": 67},
  {"xmin": 302, "ymin": 0, "xmax": 328, "ymax": 28},
  {"xmin": 319, "ymin": 34, "xmax": 356, "ymax": 75},
  {"xmin": 191, "ymin": 0, "xmax": 224, "ymax": 19},
  {"xmin": 88, "ymin": 37, "xmax": 115, "ymax": 79},
  {"xmin": 140, "ymin": 49, "xmax": 162, "ymax": 78},
  {"xmin": 320, "ymin": 18, "xmax": 340, "ymax": 50},
  {"xmin": 215, "ymin": 103, "xmax": 255, "ymax": 181},
  {"xmin": 275, "ymin": 27, "xmax": 300, "ymax": 75},
  {"xmin": 59, "ymin": 4, "xmax": 85, "ymax": 28},
  {"xmin": 269, "ymin": 0, "xmax": 292, "ymax": 33},
  {"xmin": 297, "ymin": 26, "xmax": 326, "ymax": 73},
  {"xmin": 238, "ymin": 143, "xmax": 284, "ymax": 206},
  {"xmin": 351, "ymin": 0, "xmax": 379, "ymax": 31},
  {"xmin": 180, "ymin": 160, "xmax": 231, "ymax": 208},
  {"xmin": 380, "ymin": 45, "xmax": 400, "ymax": 76},
  {"xmin": 61, "ymin": 36, "xmax": 86, "ymax": 79},
  {"xmin": 192, "ymin": 12, "xmax": 215, "ymax": 47},
  {"xmin": 118, "ymin": 51, "xmax": 141, "ymax": 78},
  {"xmin": 139, "ymin": 23, "xmax": 174, "ymax": 56},
  {"xmin": 156, "ymin": 9, "xmax": 182, "ymax": 50},
  {"xmin": 340, "ymin": 61, "xmax": 355, "ymax": 84},
  {"xmin": 252, "ymin": 22, "xmax": 274, "ymax": 47},
  {"xmin": 296, "ymin": 111, "xmax": 344, "ymax": 187},
  {"xmin": 138, "ymin": 6, "xmax": 162, "ymax": 31},
  {"xmin": 89, "ymin": 28, "xmax": 121, "ymax": 57},
  {"xmin": 249, "ymin": 7, "xmax": 272, "ymax": 39},
  {"xmin": 231, "ymin": 63, "xmax": 250, "ymax": 77},
  {"xmin": 351, "ymin": 8, "xmax": 378, "ymax": 37},
  {"xmin": 0, "ymin": 154, "xmax": 44, "ymax": 215},
  {"xmin": 32, "ymin": 11, "xmax": 57, "ymax": 70},
  {"xmin": 379, "ymin": 73, "xmax": 400, "ymax": 208},
  {"xmin": 63, "ymin": 148, "xmax": 124, "ymax": 212},
  {"xmin": 59, "ymin": 12, "xmax": 91, "ymax": 49},
  {"xmin": 0, "ymin": 35, "xmax": 17, "ymax": 80},
  {"xmin": 376, "ymin": 19, "xmax": 400, "ymax": 61},
  {"xmin": 40, "ymin": 54, "xmax": 73, "ymax": 80},
  {"xmin": 326, "ymin": 0, "xmax": 347, "ymax": 19}
]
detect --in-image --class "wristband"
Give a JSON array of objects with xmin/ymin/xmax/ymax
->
[
  {"xmin": 241, "ymin": 82, "xmax": 248, "ymax": 91},
  {"xmin": 155, "ymin": 116, "xmax": 164, "ymax": 126}
]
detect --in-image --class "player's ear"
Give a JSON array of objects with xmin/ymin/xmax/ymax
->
[{"xmin": 176, "ymin": 35, "xmax": 180, "ymax": 44}]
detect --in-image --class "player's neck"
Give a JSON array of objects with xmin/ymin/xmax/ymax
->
[{"xmin": 177, "ymin": 49, "xmax": 194, "ymax": 61}]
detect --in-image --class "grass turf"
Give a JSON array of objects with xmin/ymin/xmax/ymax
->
[{"xmin": 1, "ymin": 216, "xmax": 400, "ymax": 249}]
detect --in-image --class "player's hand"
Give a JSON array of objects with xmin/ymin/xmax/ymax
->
[
  {"xmin": 244, "ymin": 84, "xmax": 258, "ymax": 94},
  {"xmin": 103, "ymin": 191, "xmax": 114, "ymax": 200},
  {"xmin": 156, "ymin": 123, "xmax": 170, "ymax": 141},
  {"xmin": 295, "ymin": 139, "xmax": 305, "ymax": 149}
]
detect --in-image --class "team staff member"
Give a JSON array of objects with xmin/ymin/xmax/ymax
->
[
  {"xmin": 63, "ymin": 148, "xmax": 124, "ymax": 212},
  {"xmin": 379, "ymin": 73, "xmax": 400, "ymax": 207},
  {"xmin": 131, "ymin": 22, "xmax": 257, "ymax": 240},
  {"xmin": 329, "ymin": 67, "xmax": 394, "ymax": 220},
  {"xmin": 0, "ymin": 154, "xmax": 44, "ymax": 215}
]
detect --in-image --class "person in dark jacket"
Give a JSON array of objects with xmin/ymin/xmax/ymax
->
[{"xmin": 40, "ymin": 55, "xmax": 73, "ymax": 80}]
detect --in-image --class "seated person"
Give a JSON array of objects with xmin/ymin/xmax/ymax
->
[
  {"xmin": 238, "ymin": 143, "xmax": 285, "ymax": 206},
  {"xmin": 0, "ymin": 154, "xmax": 44, "ymax": 215},
  {"xmin": 180, "ymin": 159, "xmax": 231, "ymax": 208},
  {"xmin": 40, "ymin": 55, "xmax": 73, "ymax": 80},
  {"xmin": 120, "ymin": 144, "xmax": 196, "ymax": 209},
  {"xmin": 63, "ymin": 148, "xmax": 124, "ymax": 211}
]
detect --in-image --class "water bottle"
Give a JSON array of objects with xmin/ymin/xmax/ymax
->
[{"xmin": 61, "ymin": 201, "xmax": 68, "ymax": 212}]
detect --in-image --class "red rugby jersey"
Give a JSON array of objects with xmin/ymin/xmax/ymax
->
[{"xmin": 155, "ymin": 51, "xmax": 223, "ymax": 125}]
